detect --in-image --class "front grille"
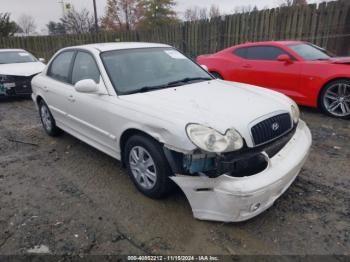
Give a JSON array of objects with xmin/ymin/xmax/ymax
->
[
  {"xmin": 13, "ymin": 75, "xmax": 34, "ymax": 94},
  {"xmin": 251, "ymin": 113, "xmax": 292, "ymax": 146}
]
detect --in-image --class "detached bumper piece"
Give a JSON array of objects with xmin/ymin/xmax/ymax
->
[
  {"xmin": 169, "ymin": 120, "xmax": 312, "ymax": 222},
  {"xmin": 0, "ymin": 75, "xmax": 35, "ymax": 96}
]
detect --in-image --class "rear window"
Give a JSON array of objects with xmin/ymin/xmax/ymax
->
[
  {"xmin": 233, "ymin": 48, "xmax": 247, "ymax": 59},
  {"xmin": 48, "ymin": 51, "xmax": 75, "ymax": 83},
  {"xmin": 234, "ymin": 46, "xmax": 290, "ymax": 61}
]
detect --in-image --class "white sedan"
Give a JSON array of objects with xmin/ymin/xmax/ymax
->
[
  {"xmin": 31, "ymin": 42, "xmax": 312, "ymax": 222},
  {"xmin": 0, "ymin": 49, "xmax": 45, "ymax": 97}
]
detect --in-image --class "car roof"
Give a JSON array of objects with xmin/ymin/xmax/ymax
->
[
  {"xmin": 0, "ymin": 48, "xmax": 26, "ymax": 52},
  {"xmin": 67, "ymin": 42, "xmax": 172, "ymax": 52},
  {"xmin": 236, "ymin": 40, "xmax": 306, "ymax": 48}
]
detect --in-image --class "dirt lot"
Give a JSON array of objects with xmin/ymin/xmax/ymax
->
[{"xmin": 0, "ymin": 98, "xmax": 349, "ymax": 256}]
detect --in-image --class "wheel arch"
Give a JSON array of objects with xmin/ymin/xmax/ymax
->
[
  {"xmin": 317, "ymin": 77, "xmax": 350, "ymax": 107},
  {"xmin": 119, "ymin": 128, "xmax": 163, "ymax": 166},
  {"xmin": 36, "ymin": 95, "xmax": 44, "ymax": 105}
]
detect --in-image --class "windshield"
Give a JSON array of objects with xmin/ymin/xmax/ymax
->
[
  {"xmin": 288, "ymin": 43, "xmax": 333, "ymax": 61},
  {"xmin": 101, "ymin": 47, "xmax": 212, "ymax": 95},
  {"xmin": 0, "ymin": 51, "xmax": 37, "ymax": 64}
]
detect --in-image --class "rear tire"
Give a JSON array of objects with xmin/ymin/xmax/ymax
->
[
  {"xmin": 319, "ymin": 79, "xmax": 350, "ymax": 119},
  {"xmin": 124, "ymin": 135, "xmax": 175, "ymax": 199},
  {"xmin": 211, "ymin": 72, "xmax": 223, "ymax": 80},
  {"xmin": 39, "ymin": 100, "xmax": 62, "ymax": 136}
]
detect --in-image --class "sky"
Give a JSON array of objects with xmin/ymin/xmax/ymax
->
[{"xmin": 0, "ymin": 0, "xmax": 331, "ymax": 34}]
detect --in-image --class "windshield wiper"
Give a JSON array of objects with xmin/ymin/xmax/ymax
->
[
  {"xmin": 124, "ymin": 85, "xmax": 167, "ymax": 95},
  {"xmin": 123, "ymin": 77, "xmax": 212, "ymax": 95},
  {"xmin": 166, "ymin": 77, "xmax": 212, "ymax": 86}
]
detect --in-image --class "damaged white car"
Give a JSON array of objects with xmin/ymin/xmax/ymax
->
[
  {"xmin": 31, "ymin": 43, "xmax": 312, "ymax": 222},
  {"xmin": 0, "ymin": 49, "xmax": 45, "ymax": 97}
]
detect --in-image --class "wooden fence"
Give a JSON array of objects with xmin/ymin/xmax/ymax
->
[{"xmin": 1, "ymin": 0, "xmax": 350, "ymax": 60}]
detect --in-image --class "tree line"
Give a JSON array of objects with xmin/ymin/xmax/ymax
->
[{"xmin": 0, "ymin": 0, "xmax": 309, "ymax": 37}]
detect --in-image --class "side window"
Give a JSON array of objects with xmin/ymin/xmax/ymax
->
[
  {"xmin": 48, "ymin": 51, "xmax": 75, "ymax": 83},
  {"xmin": 245, "ymin": 46, "xmax": 289, "ymax": 61},
  {"xmin": 72, "ymin": 52, "xmax": 100, "ymax": 85},
  {"xmin": 233, "ymin": 48, "xmax": 247, "ymax": 59}
]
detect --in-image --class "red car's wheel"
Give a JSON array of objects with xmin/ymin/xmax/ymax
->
[
  {"xmin": 320, "ymin": 79, "xmax": 350, "ymax": 119},
  {"xmin": 210, "ymin": 72, "xmax": 223, "ymax": 80}
]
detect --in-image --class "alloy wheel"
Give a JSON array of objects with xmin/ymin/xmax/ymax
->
[{"xmin": 323, "ymin": 83, "xmax": 350, "ymax": 117}]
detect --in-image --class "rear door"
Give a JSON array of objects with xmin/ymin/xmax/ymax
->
[
  {"xmin": 43, "ymin": 50, "xmax": 76, "ymax": 125},
  {"xmin": 237, "ymin": 46, "xmax": 302, "ymax": 100}
]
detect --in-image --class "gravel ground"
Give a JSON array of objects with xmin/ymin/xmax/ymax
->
[{"xmin": 0, "ymin": 98, "xmax": 349, "ymax": 256}]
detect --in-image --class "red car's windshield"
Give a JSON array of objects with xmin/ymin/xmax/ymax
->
[{"xmin": 288, "ymin": 44, "xmax": 333, "ymax": 61}]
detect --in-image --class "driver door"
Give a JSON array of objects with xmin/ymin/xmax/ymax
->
[{"xmin": 240, "ymin": 46, "xmax": 302, "ymax": 101}]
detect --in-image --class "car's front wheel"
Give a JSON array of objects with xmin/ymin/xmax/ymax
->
[
  {"xmin": 124, "ymin": 135, "xmax": 174, "ymax": 199},
  {"xmin": 320, "ymin": 80, "xmax": 350, "ymax": 119},
  {"xmin": 39, "ymin": 100, "xmax": 62, "ymax": 136}
]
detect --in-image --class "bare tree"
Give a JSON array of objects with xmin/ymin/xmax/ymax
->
[
  {"xmin": 17, "ymin": 14, "xmax": 36, "ymax": 35},
  {"xmin": 0, "ymin": 13, "xmax": 19, "ymax": 37},
  {"xmin": 101, "ymin": 0, "xmax": 139, "ymax": 31},
  {"xmin": 199, "ymin": 8, "xmax": 208, "ymax": 20},
  {"xmin": 61, "ymin": 7, "xmax": 95, "ymax": 34},
  {"xmin": 209, "ymin": 5, "xmax": 220, "ymax": 19},
  {"xmin": 233, "ymin": 5, "xmax": 255, "ymax": 14},
  {"xmin": 279, "ymin": 0, "xmax": 307, "ymax": 7},
  {"xmin": 184, "ymin": 4, "xmax": 221, "ymax": 21},
  {"xmin": 184, "ymin": 6, "xmax": 208, "ymax": 21}
]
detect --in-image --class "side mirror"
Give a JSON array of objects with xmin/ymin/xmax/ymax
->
[
  {"xmin": 38, "ymin": 58, "xmax": 46, "ymax": 63},
  {"xmin": 277, "ymin": 54, "xmax": 293, "ymax": 64},
  {"xmin": 200, "ymin": 64, "xmax": 209, "ymax": 71},
  {"xmin": 74, "ymin": 79, "xmax": 98, "ymax": 93}
]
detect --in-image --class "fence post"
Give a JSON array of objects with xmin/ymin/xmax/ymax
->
[
  {"xmin": 338, "ymin": 0, "xmax": 350, "ymax": 55},
  {"xmin": 181, "ymin": 22, "xmax": 187, "ymax": 55}
]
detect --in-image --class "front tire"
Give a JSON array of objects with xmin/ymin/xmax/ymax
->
[
  {"xmin": 319, "ymin": 80, "xmax": 350, "ymax": 119},
  {"xmin": 39, "ymin": 100, "xmax": 62, "ymax": 136},
  {"xmin": 124, "ymin": 135, "xmax": 174, "ymax": 199}
]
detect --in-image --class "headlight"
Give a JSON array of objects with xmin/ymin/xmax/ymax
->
[
  {"xmin": 186, "ymin": 124, "xmax": 243, "ymax": 153},
  {"xmin": 291, "ymin": 103, "xmax": 300, "ymax": 124}
]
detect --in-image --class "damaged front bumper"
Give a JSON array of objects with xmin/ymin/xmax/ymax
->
[
  {"xmin": 0, "ymin": 75, "xmax": 34, "ymax": 96},
  {"xmin": 170, "ymin": 120, "xmax": 312, "ymax": 222}
]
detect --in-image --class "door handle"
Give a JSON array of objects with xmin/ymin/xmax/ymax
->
[
  {"xmin": 242, "ymin": 64, "xmax": 252, "ymax": 68},
  {"xmin": 67, "ymin": 95, "xmax": 75, "ymax": 102}
]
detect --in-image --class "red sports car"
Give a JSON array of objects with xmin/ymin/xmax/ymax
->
[{"xmin": 197, "ymin": 41, "xmax": 350, "ymax": 119}]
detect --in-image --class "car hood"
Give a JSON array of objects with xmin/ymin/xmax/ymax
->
[
  {"xmin": 0, "ymin": 62, "xmax": 46, "ymax": 77},
  {"xmin": 329, "ymin": 57, "xmax": 350, "ymax": 64},
  {"xmin": 120, "ymin": 80, "xmax": 293, "ymax": 137}
]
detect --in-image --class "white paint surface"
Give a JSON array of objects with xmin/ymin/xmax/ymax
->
[{"xmin": 27, "ymin": 245, "xmax": 50, "ymax": 254}]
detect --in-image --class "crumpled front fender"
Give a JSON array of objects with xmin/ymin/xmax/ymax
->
[{"xmin": 171, "ymin": 120, "xmax": 312, "ymax": 222}]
